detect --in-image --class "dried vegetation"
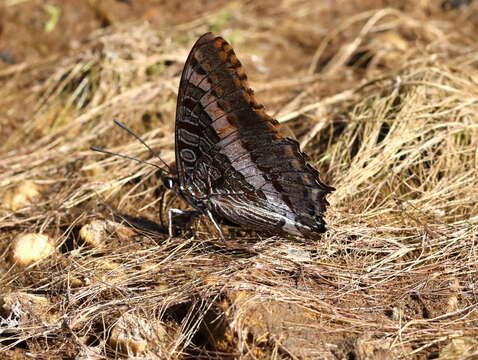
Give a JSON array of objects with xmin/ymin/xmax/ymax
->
[{"xmin": 1, "ymin": 0, "xmax": 478, "ymax": 359}]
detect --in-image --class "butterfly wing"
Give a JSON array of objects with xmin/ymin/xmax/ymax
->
[{"xmin": 175, "ymin": 33, "xmax": 334, "ymax": 236}]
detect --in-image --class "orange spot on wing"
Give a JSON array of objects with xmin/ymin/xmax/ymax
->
[
  {"xmin": 229, "ymin": 54, "xmax": 239, "ymax": 66},
  {"xmin": 236, "ymin": 66, "xmax": 246, "ymax": 78},
  {"xmin": 202, "ymin": 62, "xmax": 213, "ymax": 72},
  {"xmin": 227, "ymin": 114, "xmax": 239, "ymax": 125},
  {"xmin": 232, "ymin": 78, "xmax": 242, "ymax": 87},
  {"xmin": 213, "ymin": 86, "xmax": 225, "ymax": 96},
  {"xmin": 219, "ymin": 51, "xmax": 227, "ymax": 61},
  {"xmin": 283, "ymin": 147, "xmax": 295, "ymax": 155},
  {"xmin": 217, "ymin": 123, "xmax": 237, "ymax": 137},
  {"xmin": 217, "ymin": 99, "xmax": 232, "ymax": 112},
  {"xmin": 214, "ymin": 38, "xmax": 224, "ymax": 49},
  {"xmin": 211, "ymin": 116, "xmax": 238, "ymax": 137}
]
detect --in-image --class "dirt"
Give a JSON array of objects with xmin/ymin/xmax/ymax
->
[
  {"xmin": 0, "ymin": 0, "xmax": 230, "ymax": 66},
  {"xmin": 1, "ymin": 0, "xmax": 478, "ymax": 359}
]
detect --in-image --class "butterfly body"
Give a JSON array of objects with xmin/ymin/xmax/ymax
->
[{"xmin": 172, "ymin": 33, "xmax": 334, "ymax": 237}]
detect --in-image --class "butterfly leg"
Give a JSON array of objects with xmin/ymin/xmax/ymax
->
[
  {"xmin": 168, "ymin": 208, "xmax": 200, "ymax": 237},
  {"xmin": 206, "ymin": 209, "xmax": 226, "ymax": 242}
]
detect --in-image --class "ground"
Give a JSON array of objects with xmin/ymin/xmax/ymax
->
[{"xmin": 1, "ymin": 0, "xmax": 478, "ymax": 359}]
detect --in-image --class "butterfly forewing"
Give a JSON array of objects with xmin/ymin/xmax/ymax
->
[{"xmin": 175, "ymin": 32, "xmax": 334, "ymax": 237}]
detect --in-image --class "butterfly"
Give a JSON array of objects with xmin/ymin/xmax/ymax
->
[{"xmin": 163, "ymin": 32, "xmax": 335, "ymax": 238}]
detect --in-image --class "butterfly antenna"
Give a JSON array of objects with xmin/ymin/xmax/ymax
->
[
  {"xmin": 90, "ymin": 146, "xmax": 164, "ymax": 171},
  {"xmin": 113, "ymin": 120, "xmax": 170, "ymax": 170}
]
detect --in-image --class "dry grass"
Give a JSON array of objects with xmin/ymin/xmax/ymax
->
[{"xmin": 1, "ymin": 1, "xmax": 478, "ymax": 359}]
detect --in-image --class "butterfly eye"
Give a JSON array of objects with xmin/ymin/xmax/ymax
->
[{"xmin": 162, "ymin": 176, "xmax": 176, "ymax": 189}]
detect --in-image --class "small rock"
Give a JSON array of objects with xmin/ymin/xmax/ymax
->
[
  {"xmin": 0, "ymin": 292, "xmax": 58, "ymax": 327},
  {"xmin": 439, "ymin": 336, "xmax": 478, "ymax": 359},
  {"xmin": 79, "ymin": 220, "xmax": 108, "ymax": 248},
  {"xmin": 10, "ymin": 233, "xmax": 56, "ymax": 266},
  {"xmin": 356, "ymin": 334, "xmax": 393, "ymax": 360},
  {"xmin": 3, "ymin": 181, "xmax": 41, "ymax": 211},
  {"xmin": 447, "ymin": 276, "xmax": 461, "ymax": 313},
  {"xmin": 108, "ymin": 313, "xmax": 170, "ymax": 356},
  {"xmin": 79, "ymin": 219, "xmax": 135, "ymax": 248},
  {"xmin": 285, "ymin": 246, "xmax": 311, "ymax": 261},
  {"xmin": 67, "ymin": 275, "xmax": 85, "ymax": 288}
]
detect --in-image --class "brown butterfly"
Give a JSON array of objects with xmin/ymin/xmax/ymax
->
[{"xmin": 163, "ymin": 32, "xmax": 334, "ymax": 237}]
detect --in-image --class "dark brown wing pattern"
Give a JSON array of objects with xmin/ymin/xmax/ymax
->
[{"xmin": 174, "ymin": 32, "xmax": 334, "ymax": 237}]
